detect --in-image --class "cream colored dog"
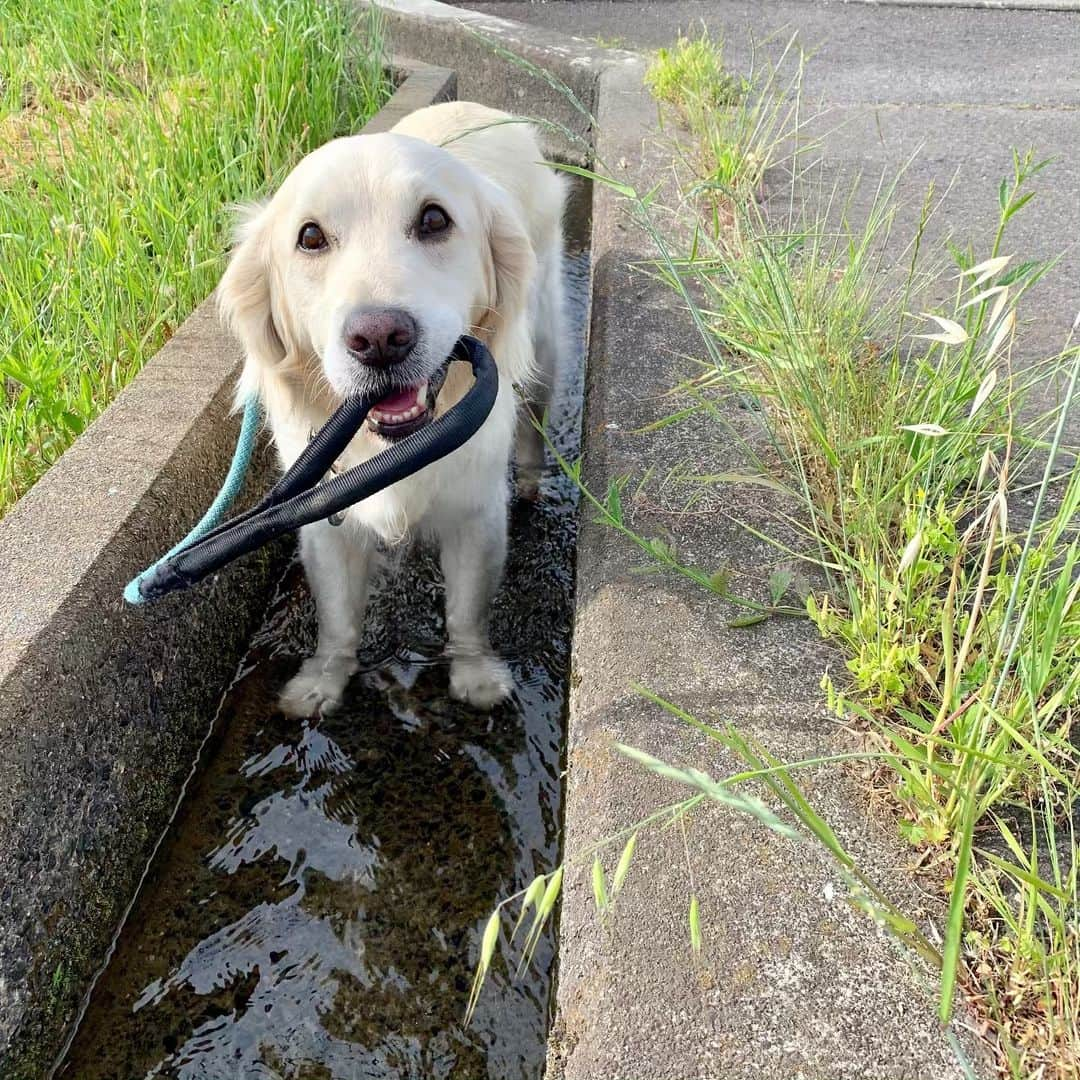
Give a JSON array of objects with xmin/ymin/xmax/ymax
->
[{"xmin": 217, "ymin": 102, "xmax": 566, "ymax": 717}]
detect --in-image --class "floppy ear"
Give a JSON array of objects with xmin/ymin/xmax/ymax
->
[
  {"xmin": 217, "ymin": 202, "xmax": 288, "ymax": 409},
  {"xmin": 477, "ymin": 183, "xmax": 537, "ymax": 385},
  {"xmin": 478, "ymin": 184, "xmax": 532, "ymax": 308}
]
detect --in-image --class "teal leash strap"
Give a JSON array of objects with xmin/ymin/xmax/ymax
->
[{"xmin": 124, "ymin": 394, "xmax": 264, "ymax": 605}]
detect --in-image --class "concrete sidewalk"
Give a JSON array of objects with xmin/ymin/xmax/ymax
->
[{"xmin": 462, "ymin": 0, "xmax": 1080, "ymax": 362}]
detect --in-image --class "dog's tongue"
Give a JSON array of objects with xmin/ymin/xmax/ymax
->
[{"xmin": 373, "ymin": 385, "xmax": 422, "ymax": 412}]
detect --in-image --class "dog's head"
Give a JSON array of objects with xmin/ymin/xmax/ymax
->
[{"xmin": 218, "ymin": 132, "xmax": 535, "ymax": 439}]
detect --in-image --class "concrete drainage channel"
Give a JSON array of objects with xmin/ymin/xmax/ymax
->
[
  {"xmin": 0, "ymin": 18, "xmax": 600, "ymax": 1078},
  {"xmin": 55, "ymin": 268, "xmax": 592, "ymax": 1075},
  {"xmin": 0, "ymin": 2, "xmax": 990, "ymax": 1078}
]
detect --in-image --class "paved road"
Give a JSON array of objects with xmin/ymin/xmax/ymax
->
[{"xmin": 462, "ymin": 0, "xmax": 1080, "ymax": 364}]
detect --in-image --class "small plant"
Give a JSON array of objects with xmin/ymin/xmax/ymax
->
[
  {"xmin": 645, "ymin": 30, "xmax": 809, "ymax": 220},
  {"xmin": 646, "ymin": 33, "xmax": 746, "ymax": 111}
]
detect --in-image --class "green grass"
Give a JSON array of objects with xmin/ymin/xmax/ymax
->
[
  {"xmin": 627, "ymin": 35, "xmax": 1080, "ymax": 1080},
  {"xmin": 0, "ymin": 0, "xmax": 389, "ymax": 514}
]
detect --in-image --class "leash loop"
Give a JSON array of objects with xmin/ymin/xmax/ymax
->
[{"xmin": 125, "ymin": 337, "xmax": 497, "ymax": 605}]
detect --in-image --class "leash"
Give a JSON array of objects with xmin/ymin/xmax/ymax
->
[
  {"xmin": 123, "ymin": 394, "xmax": 264, "ymax": 605},
  {"xmin": 124, "ymin": 336, "xmax": 498, "ymax": 605}
]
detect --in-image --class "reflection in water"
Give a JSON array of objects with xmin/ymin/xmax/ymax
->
[{"xmin": 60, "ymin": 251, "xmax": 588, "ymax": 1080}]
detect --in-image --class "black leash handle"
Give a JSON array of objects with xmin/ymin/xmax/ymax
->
[{"xmin": 135, "ymin": 337, "xmax": 498, "ymax": 602}]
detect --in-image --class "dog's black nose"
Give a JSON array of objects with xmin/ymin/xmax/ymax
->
[{"xmin": 343, "ymin": 308, "xmax": 417, "ymax": 367}]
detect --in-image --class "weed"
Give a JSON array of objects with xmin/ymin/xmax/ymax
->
[
  {"xmin": 640, "ymin": 35, "xmax": 1080, "ymax": 1076},
  {"xmin": 646, "ymin": 33, "xmax": 746, "ymax": 111},
  {"xmin": 645, "ymin": 29, "xmax": 810, "ymax": 220}
]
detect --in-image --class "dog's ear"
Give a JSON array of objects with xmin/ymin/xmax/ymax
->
[
  {"xmin": 217, "ymin": 202, "xmax": 287, "ymax": 407},
  {"xmin": 476, "ymin": 183, "xmax": 537, "ymax": 385},
  {"xmin": 483, "ymin": 183, "xmax": 536, "ymax": 330}
]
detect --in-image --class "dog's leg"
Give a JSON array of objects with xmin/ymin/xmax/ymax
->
[
  {"xmin": 515, "ymin": 392, "xmax": 548, "ymax": 502},
  {"xmin": 516, "ymin": 244, "xmax": 565, "ymax": 500},
  {"xmin": 440, "ymin": 502, "xmax": 512, "ymax": 708},
  {"xmin": 280, "ymin": 520, "xmax": 372, "ymax": 717}
]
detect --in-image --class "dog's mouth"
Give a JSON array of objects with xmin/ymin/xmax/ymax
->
[{"xmin": 366, "ymin": 364, "xmax": 448, "ymax": 442}]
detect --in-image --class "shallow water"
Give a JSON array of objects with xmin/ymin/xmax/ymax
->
[{"xmin": 59, "ymin": 250, "xmax": 589, "ymax": 1080}]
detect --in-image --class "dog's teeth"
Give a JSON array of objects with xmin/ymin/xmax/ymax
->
[{"xmin": 369, "ymin": 396, "xmax": 427, "ymax": 428}]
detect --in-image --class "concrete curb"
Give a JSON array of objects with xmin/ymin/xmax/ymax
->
[
  {"xmin": 0, "ymin": 64, "xmax": 456, "ymax": 1079},
  {"xmin": 365, "ymin": 0, "xmax": 627, "ymax": 161}
]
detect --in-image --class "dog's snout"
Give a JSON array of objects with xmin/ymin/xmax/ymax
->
[{"xmin": 343, "ymin": 308, "xmax": 417, "ymax": 367}]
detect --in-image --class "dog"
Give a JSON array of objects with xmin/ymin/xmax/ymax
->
[{"xmin": 216, "ymin": 101, "xmax": 566, "ymax": 717}]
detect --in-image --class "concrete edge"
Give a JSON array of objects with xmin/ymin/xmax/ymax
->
[
  {"xmin": 372, "ymin": 0, "xmax": 638, "ymax": 66},
  {"xmin": 0, "ymin": 65, "xmax": 457, "ymax": 1078},
  {"xmin": 356, "ymin": 0, "xmax": 641, "ymax": 163}
]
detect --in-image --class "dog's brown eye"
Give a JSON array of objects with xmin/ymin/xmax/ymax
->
[
  {"xmin": 297, "ymin": 222, "xmax": 328, "ymax": 251},
  {"xmin": 417, "ymin": 204, "xmax": 451, "ymax": 237}
]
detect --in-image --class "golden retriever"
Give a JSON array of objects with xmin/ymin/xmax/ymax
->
[{"xmin": 217, "ymin": 101, "xmax": 566, "ymax": 717}]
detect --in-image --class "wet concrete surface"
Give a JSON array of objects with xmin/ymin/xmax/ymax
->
[{"xmin": 57, "ymin": 249, "xmax": 589, "ymax": 1080}]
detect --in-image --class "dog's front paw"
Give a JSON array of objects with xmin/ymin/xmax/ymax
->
[
  {"xmin": 280, "ymin": 653, "xmax": 359, "ymax": 718},
  {"xmin": 449, "ymin": 655, "xmax": 513, "ymax": 709}
]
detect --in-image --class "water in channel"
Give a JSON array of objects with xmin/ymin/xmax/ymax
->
[{"xmin": 58, "ymin": 247, "xmax": 589, "ymax": 1080}]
